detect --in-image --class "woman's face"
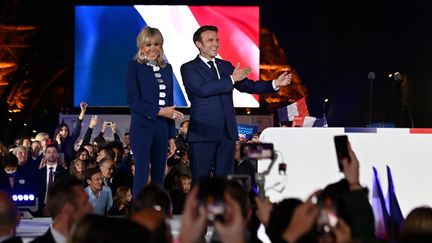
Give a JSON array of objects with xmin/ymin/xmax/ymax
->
[
  {"xmin": 79, "ymin": 150, "xmax": 89, "ymax": 161},
  {"xmin": 125, "ymin": 189, "xmax": 132, "ymax": 203},
  {"xmin": 140, "ymin": 38, "xmax": 161, "ymax": 61},
  {"xmin": 59, "ymin": 126, "xmax": 68, "ymax": 138},
  {"xmin": 75, "ymin": 160, "xmax": 84, "ymax": 173}
]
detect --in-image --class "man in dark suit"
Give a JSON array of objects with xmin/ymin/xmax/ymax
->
[
  {"xmin": 180, "ymin": 25, "xmax": 292, "ymax": 183},
  {"xmin": 34, "ymin": 144, "xmax": 70, "ymax": 216},
  {"xmin": 30, "ymin": 179, "xmax": 93, "ymax": 243}
]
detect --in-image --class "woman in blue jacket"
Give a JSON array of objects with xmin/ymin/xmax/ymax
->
[{"xmin": 125, "ymin": 26, "xmax": 183, "ymax": 197}]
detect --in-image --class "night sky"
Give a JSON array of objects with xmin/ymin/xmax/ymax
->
[{"xmin": 260, "ymin": 1, "xmax": 432, "ymax": 127}]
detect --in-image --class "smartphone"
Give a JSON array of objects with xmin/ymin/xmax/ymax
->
[
  {"xmin": 316, "ymin": 209, "xmax": 339, "ymax": 234},
  {"xmin": 334, "ymin": 135, "xmax": 350, "ymax": 172},
  {"xmin": 197, "ymin": 177, "xmax": 226, "ymax": 222},
  {"xmin": 240, "ymin": 143, "xmax": 274, "ymax": 160}
]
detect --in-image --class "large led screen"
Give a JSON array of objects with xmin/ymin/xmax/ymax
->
[{"xmin": 74, "ymin": 5, "xmax": 260, "ymax": 107}]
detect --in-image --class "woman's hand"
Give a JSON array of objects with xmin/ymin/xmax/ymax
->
[{"xmin": 158, "ymin": 106, "xmax": 184, "ymax": 120}]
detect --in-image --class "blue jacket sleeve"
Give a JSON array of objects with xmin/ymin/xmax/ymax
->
[{"xmin": 125, "ymin": 61, "xmax": 160, "ymax": 120}]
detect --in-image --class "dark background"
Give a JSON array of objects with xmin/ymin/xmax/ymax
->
[{"xmin": 1, "ymin": 0, "xmax": 432, "ymax": 145}]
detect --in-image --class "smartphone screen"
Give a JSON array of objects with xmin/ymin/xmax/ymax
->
[
  {"xmin": 240, "ymin": 143, "xmax": 274, "ymax": 160},
  {"xmin": 334, "ymin": 135, "xmax": 350, "ymax": 172}
]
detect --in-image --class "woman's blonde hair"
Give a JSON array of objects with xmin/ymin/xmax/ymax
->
[{"xmin": 135, "ymin": 26, "xmax": 166, "ymax": 68}]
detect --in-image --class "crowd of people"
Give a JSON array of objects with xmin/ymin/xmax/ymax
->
[{"xmin": 1, "ymin": 107, "xmax": 432, "ymax": 242}]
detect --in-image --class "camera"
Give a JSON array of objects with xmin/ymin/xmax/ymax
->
[
  {"xmin": 240, "ymin": 142, "xmax": 274, "ymax": 160},
  {"xmin": 197, "ymin": 177, "xmax": 226, "ymax": 222},
  {"xmin": 105, "ymin": 122, "xmax": 112, "ymax": 126}
]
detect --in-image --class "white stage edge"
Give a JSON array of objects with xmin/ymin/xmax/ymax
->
[{"xmin": 258, "ymin": 127, "xmax": 432, "ymax": 217}]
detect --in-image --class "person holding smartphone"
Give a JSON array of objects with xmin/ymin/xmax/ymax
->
[{"xmin": 125, "ymin": 26, "xmax": 184, "ymax": 198}]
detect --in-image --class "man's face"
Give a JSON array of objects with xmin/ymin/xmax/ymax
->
[
  {"xmin": 44, "ymin": 147, "xmax": 58, "ymax": 164},
  {"xmin": 31, "ymin": 142, "xmax": 42, "ymax": 157},
  {"xmin": 72, "ymin": 186, "xmax": 93, "ymax": 220},
  {"xmin": 15, "ymin": 149, "xmax": 28, "ymax": 164},
  {"xmin": 22, "ymin": 139, "xmax": 31, "ymax": 149},
  {"xmin": 100, "ymin": 159, "xmax": 115, "ymax": 179},
  {"xmin": 88, "ymin": 172, "xmax": 103, "ymax": 191},
  {"xmin": 196, "ymin": 30, "xmax": 219, "ymax": 60}
]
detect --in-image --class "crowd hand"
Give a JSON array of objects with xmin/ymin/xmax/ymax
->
[
  {"xmin": 214, "ymin": 193, "xmax": 245, "ymax": 243},
  {"xmin": 331, "ymin": 218, "xmax": 352, "ymax": 243},
  {"xmin": 39, "ymin": 158, "xmax": 47, "ymax": 169},
  {"xmin": 55, "ymin": 133, "xmax": 62, "ymax": 144},
  {"xmin": 254, "ymin": 196, "xmax": 273, "ymax": 228},
  {"xmin": 232, "ymin": 62, "xmax": 251, "ymax": 82},
  {"xmin": 167, "ymin": 139, "xmax": 176, "ymax": 158},
  {"xmin": 179, "ymin": 187, "xmax": 208, "ymax": 243},
  {"xmin": 102, "ymin": 121, "xmax": 110, "ymax": 133},
  {"xmin": 342, "ymin": 142, "xmax": 361, "ymax": 191},
  {"xmin": 111, "ymin": 122, "xmax": 117, "ymax": 133},
  {"xmin": 274, "ymin": 72, "xmax": 293, "ymax": 88},
  {"xmin": 89, "ymin": 115, "xmax": 98, "ymax": 129},
  {"xmin": 282, "ymin": 191, "xmax": 320, "ymax": 243},
  {"xmin": 158, "ymin": 106, "xmax": 184, "ymax": 120},
  {"xmin": 80, "ymin": 101, "xmax": 88, "ymax": 111},
  {"xmin": 79, "ymin": 101, "xmax": 88, "ymax": 120}
]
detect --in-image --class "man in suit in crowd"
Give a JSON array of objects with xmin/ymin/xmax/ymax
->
[
  {"xmin": 35, "ymin": 144, "xmax": 70, "ymax": 216},
  {"xmin": 180, "ymin": 25, "xmax": 292, "ymax": 184},
  {"xmin": 30, "ymin": 179, "xmax": 93, "ymax": 243}
]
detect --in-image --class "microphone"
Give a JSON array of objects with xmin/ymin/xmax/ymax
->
[
  {"xmin": 368, "ymin": 72, "xmax": 376, "ymax": 81},
  {"xmin": 323, "ymin": 98, "xmax": 329, "ymax": 118},
  {"xmin": 368, "ymin": 72, "xmax": 375, "ymax": 126},
  {"xmin": 393, "ymin": 72, "xmax": 401, "ymax": 82}
]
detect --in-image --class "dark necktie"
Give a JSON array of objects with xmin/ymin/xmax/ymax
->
[
  {"xmin": 207, "ymin": 61, "xmax": 219, "ymax": 79},
  {"xmin": 48, "ymin": 167, "xmax": 54, "ymax": 188}
]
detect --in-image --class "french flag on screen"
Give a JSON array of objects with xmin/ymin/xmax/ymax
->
[
  {"xmin": 74, "ymin": 6, "xmax": 260, "ymax": 107},
  {"xmin": 135, "ymin": 5, "xmax": 260, "ymax": 107}
]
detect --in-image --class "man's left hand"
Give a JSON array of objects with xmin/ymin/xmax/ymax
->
[{"xmin": 274, "ymin": 72, "xmax": 293, "ymax": 88}]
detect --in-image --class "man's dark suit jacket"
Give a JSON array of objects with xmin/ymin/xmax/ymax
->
[
  {"xmin": 181, "ymin": 56, "xmax": 275, "ymax": 142},
  {"xmin": 34, "ymin": 165, "xmax": 70, "ymax": 215},
  {"xmin": 29, "ymin": 228, "xmax": 55, "ymax": 243}
]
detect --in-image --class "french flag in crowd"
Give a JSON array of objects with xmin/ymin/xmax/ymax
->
[
  {"xmin": 75, "ymin": 6, "xmax": 260, "ymax": 107},
  {"xmin": 291, "ymin": 116, "xmax": 328, "ymax": 127},
  {"xmin": 372, "ymin": 166, "xmax": 404, "ymax": 241},
  {"xmin": 277, "ymin": 97, "xmax": 309, "ymax": 122}
]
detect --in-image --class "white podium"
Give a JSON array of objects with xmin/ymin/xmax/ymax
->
[{"xmin": 258, "ymin": 127, "xmax": 432, "ymax": 217}]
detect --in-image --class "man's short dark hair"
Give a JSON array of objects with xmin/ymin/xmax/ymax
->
[
  {"xmin": 46, "ymin": 143, "xmax": 58, "ymax": 152},
  {"xmin": 193, "ymin": 25, "xmax": 218, "ymax": 43},
  {"xmin": 85, "ymin": 167, "xmax": 101, "ymax": 181},
  {"xmin": 46, "ymin": 179, "xmax": 83, "ymax": 217}
]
